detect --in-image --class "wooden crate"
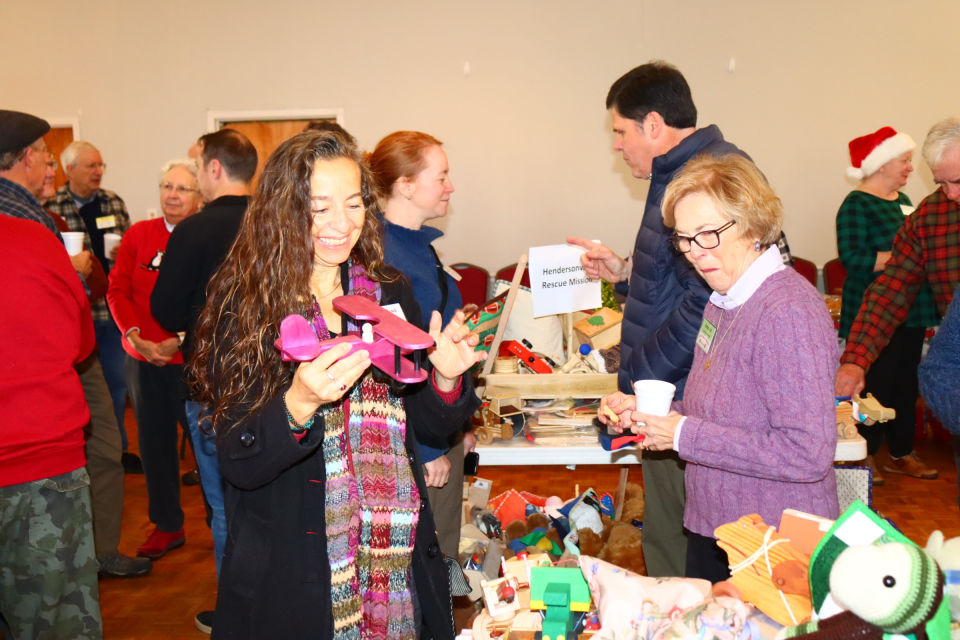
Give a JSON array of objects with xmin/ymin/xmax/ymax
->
[{"xmin": 483, "ymin": 373, "xmax": 618, "ymax": 399}]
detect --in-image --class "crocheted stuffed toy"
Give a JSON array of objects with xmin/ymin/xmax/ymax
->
[
  {"xmin": 776, "ymin": 542, "xmax": 946, "ymax": 640},
  {"xmin": 925, "ymin": 531, "xmax": 960, "ymax": 623}
]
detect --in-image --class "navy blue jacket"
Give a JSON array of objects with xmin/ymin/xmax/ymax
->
[
  {"xmin": 380, "ymin": 215, "xmax": 464, "ymax": 462},
  {"xmin": 616, "ymin": 125, "xmax": 750, "ymax": 398}
]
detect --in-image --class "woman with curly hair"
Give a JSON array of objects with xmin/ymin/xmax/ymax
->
[{"xmin": 189, "ymin": 130, "xmax": 485, "ymax": 639}]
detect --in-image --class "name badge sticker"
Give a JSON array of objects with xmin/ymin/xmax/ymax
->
[
  {"xmin": 96, "ymin": 215, "xmax": 117, "ymax": 229},
  {"xmin": 696, "ymin": 317, "xmax": 717, "ymax": 353},
  {"xmin": 382, "ymin": 303, "xmax": 407, "ymax": 321}
]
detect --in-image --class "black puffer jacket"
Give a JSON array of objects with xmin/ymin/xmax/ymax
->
[{"xmin": 616, "ymin": 125, "xmax": 750, "ymax": 398}]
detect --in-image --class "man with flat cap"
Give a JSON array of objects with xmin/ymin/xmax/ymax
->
[
  {"xmin": 0, "ymin": 110, "xmax": 106, "ymax": 636},
  {"xmin": 0, "ymin": 110, "xmax": 151, "ymax": 581}
]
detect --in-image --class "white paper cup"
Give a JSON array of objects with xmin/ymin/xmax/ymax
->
[
  {"xmin": 103, "ymin": 233, "xmax": 121, "ymax": 256},
  {"xmin": 62, "ymin": 232, "xmax": 85, "ymax": 256},
  {"xmin": 632, "ymin": 379, "xmax": 677, "ymax": 417}
]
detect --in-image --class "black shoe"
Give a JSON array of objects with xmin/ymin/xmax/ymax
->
[
  {"xmin": 182, "ymin": 469, "xmax": 201, "ymax": 486},
  {"xmin": 195, "ymin": 610, "xmax": 214, "ymax": 634},
  {"xmin": 98, "ymin": 552, "xmax": 152, "ymax": 578},
  {"xmin": 122, "ymin": 452, "xmax": 144, "ymax": 474}
]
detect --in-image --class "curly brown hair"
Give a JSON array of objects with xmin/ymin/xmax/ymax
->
[{"xmin": 188, "ymin": 130, "xmax": 395, "ymax": 435}]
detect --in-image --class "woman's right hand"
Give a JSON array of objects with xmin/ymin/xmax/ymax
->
[
  {"xmin": 285, "ymin": 342, "xmax": 371, "ymax": 423},
  {"xmin": 599, "ymin": 392, "xmax": 637, "ymax": 433}
]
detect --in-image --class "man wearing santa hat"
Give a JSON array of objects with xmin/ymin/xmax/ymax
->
[{"xmin": 837, "ymin": 118, "xmax": 960, "ymax": 458}]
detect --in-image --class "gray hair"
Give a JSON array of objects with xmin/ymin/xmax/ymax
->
[
  {"xmin": 61, "ymin": 140, "xmax": 99, "ymax": 171},
  {"xmin": 0, "ymin": 138, "xmax": 45, "ymax": 172},
  {"xmin": 159, "ymin": 158, "xmax": 198, "ymax": 185},
  {"xmin": 922, "ymin": 118, "xmax": 960, "ymax": 169}
]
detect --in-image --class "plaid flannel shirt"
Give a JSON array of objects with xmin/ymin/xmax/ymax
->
[
  {"xmin": 46, "ymin": 184, "xmax": 130, "ymax": 323},
  {"xmin": 842, "ymin": 188, "xmax": 960, "ymax": 370}
]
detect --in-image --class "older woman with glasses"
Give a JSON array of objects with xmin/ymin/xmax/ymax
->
[
  {"xmin": 600, "ymin": 154, "xmax": 839, "ymax": 583},
  {"xmin": 107, "ymin": 159, "xmax": 203, "ymax": 562}
]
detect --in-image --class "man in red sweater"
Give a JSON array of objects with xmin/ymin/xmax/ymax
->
[{"xmin": 0, "ymin": 215, "xmax": 103, "ymax": 637}]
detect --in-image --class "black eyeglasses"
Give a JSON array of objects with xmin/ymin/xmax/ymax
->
[{"xmin": 670, "ymin": 220, "xmax": 736, "ymax": 253}]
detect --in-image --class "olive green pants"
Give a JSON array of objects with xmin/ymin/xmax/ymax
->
[
  {"xmin": 425, "ymin": 436, "xmax": 465, "ymax": 559},
  {"xmin": 0, "ymin": 467, "xmax": 103, "ymax": 640},
  {"xmin": 640, "ymin": 449, "xmax": 688, "ymax": 578}
]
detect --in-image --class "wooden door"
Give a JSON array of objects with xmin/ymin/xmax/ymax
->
[
  {"xmin": 43, "ymin": 126, "xmax": 75, "ymax": 192},
  {"xmin": 221, "ymin": 119, "xmax": 334, "ymax": 188}
]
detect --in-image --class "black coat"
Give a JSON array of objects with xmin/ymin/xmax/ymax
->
[
  {"xmin": 211, "ymin": 270, "xmax": 480, "ymax": 639},
  {"xmin": 151, "ymin": 195, "xmax": 248, "ymax": 361}
]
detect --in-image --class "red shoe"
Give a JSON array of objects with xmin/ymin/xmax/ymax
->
[{"xmin": 137, "ymin": 527, "xmax": 185, "ymax": 559}]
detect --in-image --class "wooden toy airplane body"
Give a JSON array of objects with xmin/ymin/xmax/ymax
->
[{"xmin": 274, "ymin": 295, "xmax": 434, "ymax": 384}]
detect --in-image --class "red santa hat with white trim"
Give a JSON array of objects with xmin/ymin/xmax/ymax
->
[{"xmin": 847, "ymin": 126, "xmax": 916, "ymax": 180}]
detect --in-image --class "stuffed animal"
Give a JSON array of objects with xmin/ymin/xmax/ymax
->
[
  {"xmin": 777, "ymin": 542, "xmax": 946, "ymax": 640},
  {"xmin": 598, "ymin": 521, "xmax": 645, "ymax": 575},
  {"xmin": 925, "ymin": 530, "xmax": 960, "ymax": 623},
  {"xmin": 620, "ymin": 482, "xmax": 645, "ymax": 524}
]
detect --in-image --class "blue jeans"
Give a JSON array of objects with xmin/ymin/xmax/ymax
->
[
  {"xmin": 185, "ymin": 400, "xmax": 226, "ymax": 578},
  {"xmin": 94, "ymin": 318, "xmax": 129, "ymax": 451}
]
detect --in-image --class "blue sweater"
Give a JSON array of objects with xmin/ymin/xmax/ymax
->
[
  {"xmin": 919, "ymin": 294, "xmax": 960, "ymax": 435},
  {"xmin": 380, "ymin": 215, "xmax": 465, "ymax": 462}
]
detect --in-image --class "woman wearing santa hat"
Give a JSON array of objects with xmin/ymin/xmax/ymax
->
[{"xmin": 836, "ymin": 126, "xmax": 940, "ymax": 484}]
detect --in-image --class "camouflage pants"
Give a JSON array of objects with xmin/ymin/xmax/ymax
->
[{"xmin": 0, "ymin": 467, "xmax": 102, "ymax": 640}]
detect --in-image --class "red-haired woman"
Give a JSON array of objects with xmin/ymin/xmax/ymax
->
[
  {"xmin": 190, "ymin": 130, "xmax": 484, "ymax": 640},
  {"xmin": 367, "ymin": 131, "xmax": 472, "ymax": 560}
]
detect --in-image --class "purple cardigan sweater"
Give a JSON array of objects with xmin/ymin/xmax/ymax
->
[{"xmin": 676, "ymin": 268, "xmax": 840, "ymax": 538}]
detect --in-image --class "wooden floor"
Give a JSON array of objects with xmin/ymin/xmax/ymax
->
[{"xmin": 27, "ymin": 409, "xmax": 960, "ymax": 639}]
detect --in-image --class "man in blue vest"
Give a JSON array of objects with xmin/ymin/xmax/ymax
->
[{"xmin": 570, "ymin": 61, "xmax": 750, "ymax": 578}]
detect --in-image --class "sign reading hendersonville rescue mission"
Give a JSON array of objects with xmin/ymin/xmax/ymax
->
[{"xmin": 528, "ymin": 243, "xmax": 602, "ymax": 318}]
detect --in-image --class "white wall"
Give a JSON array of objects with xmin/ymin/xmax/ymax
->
[{"xmin": 3, "ymin": 0, "xmax": 958, "ymax": 268}]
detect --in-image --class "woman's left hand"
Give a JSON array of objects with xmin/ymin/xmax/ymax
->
[
  {"xmin": 631, "ymin": 410, "xmax": 684, "ymax": 452},
  {"xmin": 428, "ymin": 309, "xmax": 488, "ymax": 388}
]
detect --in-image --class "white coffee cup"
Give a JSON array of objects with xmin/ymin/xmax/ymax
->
[
  {"xmin": 62, "ymin": 232, "xmax": 85, "ymax": 256},
  {"xmin": 632, "ymin": 379, "xmax": 677, "ymax": 417},
  {"xmin": 103, "ymin": 232, "xmax": 122, "ymax": 256}
]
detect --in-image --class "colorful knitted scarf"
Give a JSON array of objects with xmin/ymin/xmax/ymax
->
[{"xmin": 310, "ymin": 260, "xmax": 420, "ymax": 640}]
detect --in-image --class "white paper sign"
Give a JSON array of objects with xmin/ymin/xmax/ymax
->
[{"xmin": 528, "ymin": 243, "xmax": 602, "ymax": 318}]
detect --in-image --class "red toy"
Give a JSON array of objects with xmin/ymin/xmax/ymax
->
[
  {"xmin": 503, "ymin": 339, "xmax": 553, "ymax": 374},
  {"xmin": 274, "ymin": 295, "xmax": 435, "ymax": 384}
]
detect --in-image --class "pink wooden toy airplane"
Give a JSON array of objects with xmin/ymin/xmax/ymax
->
[{"xmin": 274, "ymin": 295, "xmax": 435, "ymax": 384}]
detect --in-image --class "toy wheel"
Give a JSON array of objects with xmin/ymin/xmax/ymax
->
[{"xmin": 477, "ymin": 428, "xmax": 494, "ymax": 445}]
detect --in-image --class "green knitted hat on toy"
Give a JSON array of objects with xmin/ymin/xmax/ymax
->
[
  {"xmin": 872, "ymin": 544, "xmax": 944, "ymax": 633},
  {"xmin": 830, "ymin": 542, "xmax": 944, "ymax": 635}
]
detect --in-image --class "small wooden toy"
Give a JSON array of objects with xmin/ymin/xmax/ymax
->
[
  {"xmin": 504, "ymin": 339, "xmax": 554, "ymax": 374},
  {"xmin": 480, "ymin": 575, "xmax": 522, "ymax": 619},
  {"xmin": 855, "ymin": 392, "xmax": 896, "ymax": 424},
  {"xmin": 529, "ymin": 566, "xmax": 591, "ymax": 640},
  {"xmin": 573, "ymin": 307, "xmax": 623, "ymax": 350},
  {"xmin": 601, "ymin": 404, "xmax": 620, "ymax": 425},
  {"xmin": 274, "ymin": 295, "xmax": 434, "ymax": 384},
  {"xmin": 475, "ymin": 401, "xmax": 516, "ymax": 445},
  {"xmin": 714, "ymin": 514, "xmax": 812, "ymax": 627},
  {"xmin": 835, "ymin": 394, "xmax": 895, "ymax": 439},
  {"xmin": 502, "ymin": 551, "xmax": 550, "ymax": 589}
]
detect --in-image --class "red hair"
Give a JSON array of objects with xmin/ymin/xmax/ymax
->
[{"xmin": 366, "ymin": 131, "xmax": 442, "ymax": 201}]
